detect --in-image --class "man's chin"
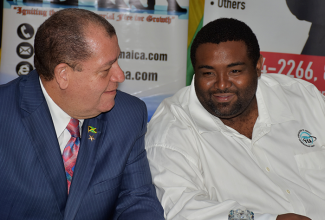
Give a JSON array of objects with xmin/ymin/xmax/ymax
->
[
  {"xmin": 100, "ymin": 101, "xmax": 116, "ymax": 113},
  {"xmin": 214, "ymin": 113, "xmax": 239, "ymax": 119},
  {"xmin": 209, "ymin": 107, "xmax": 241, "ymax": 119}
]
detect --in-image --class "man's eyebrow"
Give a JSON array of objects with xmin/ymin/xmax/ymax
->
[
  {"xmin": 197, "ymin": 62, "xmax": 245, "ymax": 69},
  {"xmin": 103, "ymin": 56, "xmax": 118, "ymax": 67},
  {"xmin": 198, "ymin": 65, "xmax": 214, "ymax": 69},
  {"xmin": 227, "ymin": 62, "xmax": 245, "ymax": 68}
]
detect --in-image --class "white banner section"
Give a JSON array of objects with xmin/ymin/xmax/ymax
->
[{"xmin": 203, "ymin": 0, "xmax": 311, "ymax": 54}]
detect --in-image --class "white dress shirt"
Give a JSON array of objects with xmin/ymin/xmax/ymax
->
[
  {"xmin": 146, "ymin": 73, "xmax": 325, "ymax": 220},
  {"xmin": 40, "ymin": 78, "xmax": 83, "ymax": 154}
]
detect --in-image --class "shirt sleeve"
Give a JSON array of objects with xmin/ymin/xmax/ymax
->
[{"xmin": 147, "ymin": 145, "xmax": 278, "ymax": 220}]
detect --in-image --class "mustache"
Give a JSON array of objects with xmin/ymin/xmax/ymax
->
[{"xmin": 210, "ymin": 88, "xmax": 238, "ymax": 94}]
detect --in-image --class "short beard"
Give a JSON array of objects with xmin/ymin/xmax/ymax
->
[
  {"xmin": 206, "ymin": 96, "xmax": 244, "ymax": 118},
  {"xmin": 205, "ymin": 87, "xmax": 255, "ymax": 119}
]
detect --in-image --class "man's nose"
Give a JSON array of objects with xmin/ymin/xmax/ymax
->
[
  {"xmin": 111, "ymin": 63, "xmax": 125, "ymax": 83},
  {"xmin": 215, "ymin": 73, "xmax": 231, "ymax": 91}
]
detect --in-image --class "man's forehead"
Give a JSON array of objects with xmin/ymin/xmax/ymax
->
[
  {"xmin": 85, "ymin": 28, "xmax": 117, "ymax": 52},
  {"xmin": 195, "ymin": 41, "xmax": 251, "ymax": 64},
  {"xmin": 197, "ymin": 40, "xmax": 247, "ymax": 51},
  {"xmin": 84, "ymin": 24, "xmax": 111, "ymax": 39},
  {"xmin": 196, "ymin": 41, "xmax": 247, "ymax": 56}
]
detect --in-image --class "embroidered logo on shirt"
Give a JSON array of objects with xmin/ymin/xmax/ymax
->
[{"xmin": 298, "ymin": 129, "xmax": 317, "ymax": 147}]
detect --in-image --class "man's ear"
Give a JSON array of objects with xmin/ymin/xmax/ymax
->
[
  {"xmin": 54, "ymin": 63, "xmax": 70, "ymax": 90},
  {"xmin": 256, "ymin": 55, "xmax": 263, "ymax": 77}
]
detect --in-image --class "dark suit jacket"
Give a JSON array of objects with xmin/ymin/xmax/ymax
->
[{"xmin": 0, "ymin": 70, "xmax": 164, "ymax": 220}]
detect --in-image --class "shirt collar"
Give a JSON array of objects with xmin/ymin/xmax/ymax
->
[
  {"xmin": 39, "ymin": 78, "xmax": 84, "ymax": 138},
  {"xmin": 188, "ymin": 75, "xmax": 223, "ymax": 134},
  {"xmin": 256, "ymin": 74, "xmax": 294, "ymax": 125},
  {"xmin": 188, "ymin": 74, "xmax": 294, "ymax": 134}
]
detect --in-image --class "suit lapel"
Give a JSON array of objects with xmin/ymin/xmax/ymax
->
[
  {"xmin": 21, "ymin": 71, "xmax": 67, "ymax": 217},
  {"xmin": 64, "ymin": 118, "xmax": 107, "ymax": 220}
]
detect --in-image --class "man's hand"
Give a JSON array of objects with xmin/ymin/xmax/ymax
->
[{"xmin": 276, "ymin": 213, "xmax": 311, "ymax": 220}]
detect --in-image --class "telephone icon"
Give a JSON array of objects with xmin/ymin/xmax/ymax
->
[
  {"xmin": 21, "ymin": 25, "xmax": 31, "ymax": 38},
  {"xmin": 17, "ymin": 23, "xmax": 34, "ymax": 40}
]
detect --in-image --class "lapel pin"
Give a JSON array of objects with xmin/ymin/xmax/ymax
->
[
  {"xmin": 89, "ymin": 135, "xmax": 95, "ymax": 141},
  {"xmin": 88, "ymin": 126, "xmax": 97, "ymax": 134}
]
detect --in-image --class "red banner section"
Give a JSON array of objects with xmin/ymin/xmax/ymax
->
[{"xmin": 261, "ymin": 51, "xmax": 325, "ymax": 94}]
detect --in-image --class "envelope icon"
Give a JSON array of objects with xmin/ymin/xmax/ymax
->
[{"xmin": 19, "ymin": 46, "xmax": 32, "ymax": 55}]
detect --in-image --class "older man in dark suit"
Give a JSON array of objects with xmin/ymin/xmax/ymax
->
[{"xmin": 0, "ymin": 8, "xmax": 164, "ymax": 220}]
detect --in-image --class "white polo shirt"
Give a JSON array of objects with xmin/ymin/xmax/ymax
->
[{"xmin": 146, "ymin": 73, "xmax": 325, "ymax": 220}]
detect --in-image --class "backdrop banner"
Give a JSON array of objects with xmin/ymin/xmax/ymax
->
[
  {"xmin": 0, "ymin": 0, "xmax": 189, "ymax": 121},
  {"xmin": 186, "ymin": 0, "xmax": 204, "ymax": 86},
  {"xmin": 189, "ymin": 0, "xmax": 325, "ymax": 94}
]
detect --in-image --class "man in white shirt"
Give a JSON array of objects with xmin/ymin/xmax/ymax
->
[
  {"xmin": 0, "ymin": 8, "xmax": 163, "ymax": 220},
  {"xmin": 146, "ymin": 18, "xmax": 325, "ymax": 220}
]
